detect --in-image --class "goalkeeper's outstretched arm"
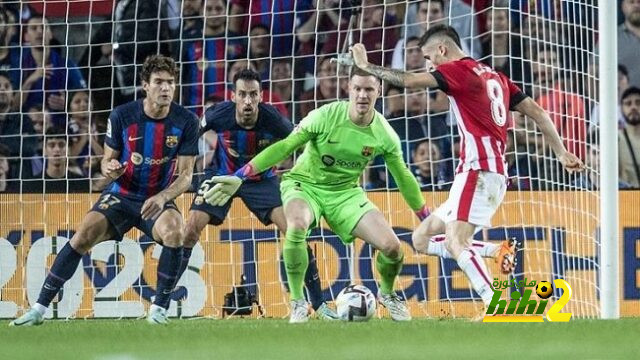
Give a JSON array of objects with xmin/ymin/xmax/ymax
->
[
  {"xmin": 203, "ymin": 130, "xmax": 311, "ymax": 206},
  {"xmin": 234, "ymin": 130, "xmax": 311, "ymax": 179},
  {"xmin": 385, "ymin": 153, "xmax": 430, "ymax": 220},
  {"xmin": 513, "ymin": 97, "xmax": 584, "ymax": 173}
]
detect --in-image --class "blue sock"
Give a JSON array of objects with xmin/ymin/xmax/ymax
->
[
  {"xmin": 37, "ymin": 242, "xmax": 83, "ymax": 308},
  {"xmin": 304, "ymin": 246, "xmax": 324, "ymax": 310},
  {"xmin": 154, "ymin": 246, "xmax": 183, "ymax": 310},
  {"xmin": 175, "ymin": 247, "xmax": 193, "ymax": 282}
]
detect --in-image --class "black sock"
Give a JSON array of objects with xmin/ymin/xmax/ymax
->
[
  {"xmin": 153, "ymin": 246, "xmax": 183, "ymax": 310},
  {"xmin": 37, "ymin": 242, "xmax": 83, "ymax": 308},
  {"xmin": 304, "ymin": 245, "xmax": 324, "ymax": 310}
]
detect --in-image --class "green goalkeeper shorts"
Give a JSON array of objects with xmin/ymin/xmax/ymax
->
[{"xmin": 280, "ymin": 179, "xmax": 378, "ymax": 244}]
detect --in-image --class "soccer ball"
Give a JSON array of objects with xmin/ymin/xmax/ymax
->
[
  {"xmin": 335, "ymin": 284, "xmax": 377, "ymax": 322},
  {"xmin": 536, "ymin": 281, "xmax": 554, "ymax": 299}
]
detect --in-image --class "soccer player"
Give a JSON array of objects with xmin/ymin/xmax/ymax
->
[
  {"xmin": 181, "ymin": 69, "xmax": 338, "ymax": 319},
  {"xmin": 346, "ymin": 25, "xmax": 584, "ymax": 316},
  {"xmin": 10, "ymin": 55, "xmax": 199, "ymax": 326},
  {"xmin": 204, "ymin": 68, "xmax": 430, "ymax": 323}
]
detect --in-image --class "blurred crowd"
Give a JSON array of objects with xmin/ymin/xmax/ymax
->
[{"xmin": 0, "ymin": 0, "xmax": 639, "ymax": 194}]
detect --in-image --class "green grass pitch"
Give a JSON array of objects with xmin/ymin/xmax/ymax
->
[{"xmin": 1, "ymin": 318, "xmax": 638, "ymax": 359}]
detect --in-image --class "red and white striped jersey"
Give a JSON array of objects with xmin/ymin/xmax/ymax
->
[{"xmin": 432, "ymin": 57, "xmax": 527, "ymax": 176}]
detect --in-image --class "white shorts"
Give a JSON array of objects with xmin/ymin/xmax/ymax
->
[{"xmin": 433, "ymin": 170, "xmax": 507, "ymax": 228}]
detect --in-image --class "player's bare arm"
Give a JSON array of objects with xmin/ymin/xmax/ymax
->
[
  {"xmin": 141, "ymin": 155, "xmax": 196, "ymax": 220},
  {"xmin": 513, "ymin": 97, "xmax": 585, "ymax": 173},
  {"xmin": 348, "ymin": 43, "xmax": 439, "ymax": 89},
  {"xmin": 101, "ymin": 144, "xmax": 127, "ymax": 180}
]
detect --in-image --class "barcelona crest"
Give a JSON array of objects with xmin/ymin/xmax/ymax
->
[
  {"xmin": 166, "ymin": 135, "xmax": 178, "ymax": 148},
  {"xmin": 361, "ymin": 146, "xmax": 374, "ymax": 157}
]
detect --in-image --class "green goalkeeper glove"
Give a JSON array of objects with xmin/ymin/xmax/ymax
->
[{"xmin": 203, "ymin": 175, "xmax": 242, "ymax": 206}]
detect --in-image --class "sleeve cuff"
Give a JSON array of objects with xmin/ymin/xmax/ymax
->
[
  {"xmin": 509, "ymin": 91, "xmax": 528, "ymax": 110},
  {"xmin": 431, "ymin": 70, "xmax": 449, "ymax": 93},
  {"xmin": 233, "ymin": 163, "xmax": 257, "ymax": 181}
]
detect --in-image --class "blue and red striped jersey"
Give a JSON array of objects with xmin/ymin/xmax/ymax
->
[
  {"xmin": 181, "ymin": 32, "xmax": 245, "ymax": 116},
  {"xmin": 105, "ymin": 100, "xmax": 199, "ymax": 200},
  {"xmin": 201, "ymin": 101, "xmax": 292, "ymax": 181}
]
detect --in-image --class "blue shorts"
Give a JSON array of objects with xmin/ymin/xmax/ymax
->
[
  {"xmin": 190, "ymin": 176, "xmax": 282, "ymax": 226},
  {"xmin": 91, "ymin": 191, "xmax": 179, "ymax": 241}
]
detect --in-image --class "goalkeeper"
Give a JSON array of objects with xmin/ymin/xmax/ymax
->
[{"xmin": 204, "ymin": 68, "xmax": 429, "ymax": 323}]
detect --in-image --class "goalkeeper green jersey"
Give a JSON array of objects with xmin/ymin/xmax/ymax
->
[
  {"xmin": 286, "ymin": 101, "xmax": 399, "ymax": 188},
  {"xmin": 245, "ymin": 101, "xmax": 424, "ymax": 211}
]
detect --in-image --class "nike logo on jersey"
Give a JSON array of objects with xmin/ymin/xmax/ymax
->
[
  {"xmin": 359, "ymin": 202, "xmax": 368, "ymax": 208},
  {"xmin": 328, "ymin": 139, "xmax": 339, "ymax": 144},
  {"xmin": 128, "ymin": 136, "xmax": 143, "ymax": 141}
]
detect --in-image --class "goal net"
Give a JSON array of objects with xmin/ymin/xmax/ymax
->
[{"xmin": 0, "ymin": 0, "xmax": 612, "ymax": 320}]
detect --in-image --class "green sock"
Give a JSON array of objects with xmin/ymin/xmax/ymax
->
[
  {"xmin": 376, "ymin": 251, "xmax": 404, "ymax": 295},
  {"xmin": 283, "ymin": 228, "xmax": 309, "ymax": 301}
]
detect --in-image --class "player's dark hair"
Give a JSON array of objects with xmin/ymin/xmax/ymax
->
[
  {"xmin": 233, "ymin": 68, "xmax": 262, "ymax": 89},
  {"xmin": 45, "ymin": 127, "xmax": 67, "ymax": 143},
  {"xmin": 418, "ymin": 24, "xmax": 462, "ymax": 49},
  {"xmin": 140, "ymin": 54, "xmax": 178, "ymax": 84}
]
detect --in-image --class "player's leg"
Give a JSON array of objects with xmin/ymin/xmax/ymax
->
[
  {"xmin": 351, "ymin": 210, "xmax": 411, "ymax": 321},
  {"xmin": 282, "ymin": 198, "xmax": 314, "ymax": 302},
  {"xmin": 11, "ymin": 209, "xmax": 119, "ymax": 326},
  {"xmin": 180, "ymin": 182, "xmax": 233, "ymax": 283},
  {"xmin": 147, "ymin": 208, "xmax": 184, "ymax": 324},
  {"xmin": 178, "ymin": 209, "xmax": 212, "ymax": 282},
  {"xmin": 241, "ymin": 176, "xmax": 336, "ymax": 319},
  {"xmin": 352, "ymin": 210, "xmax": 402, "ymax": 295},
  {"xmin": 412, "ymin": 214, "xmax": 446, "ymax": 255},
  {"xmin": 445, "ymin": 220, "xmax": 495, "ymax": 307},
  {"xmin": 279, "ymin": 179, "xmax": 322, "ymax": 323},
  {"xmin": 272, "ymin": 206, "xmax": 325, "ymax": 310},
  {"xmin": 413, "ymin": 214, "xmax": 505, "ymax": 259},
  {"xmin": 270, "ymin": 206, "xmax": 337, "ymax": 319},
  {"xmin": 441, "ymin": 171, "xmax": 509, "ymax": 312},
  {"xmin": 239, "ymin": 178, "xmax": 315, "ymax": 305},
  {"xmin": 282, "ymin": 198, "xmax": 315, "ymax": 323}
]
